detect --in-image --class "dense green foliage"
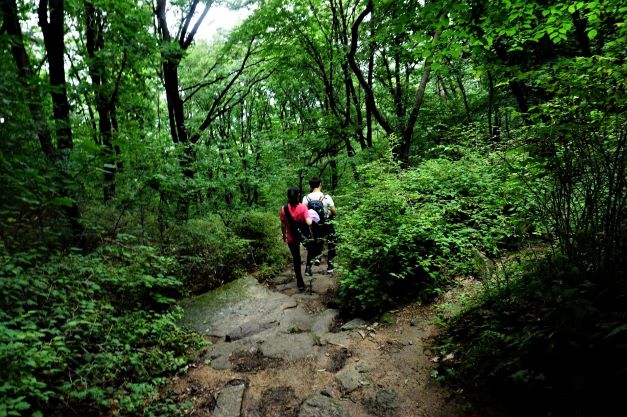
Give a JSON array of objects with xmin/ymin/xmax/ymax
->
[
  {"xmin": 0, "ymin": 244, "xmax": 197, "ymax": 416},
  {"xmin": 337, "ymin": 143, "xmax": 541, "ymax": 314},
  {"xmin": 436, "ymin": 257, "xmax": 627, "ymax": 417},
  {"xmin": 1, "ymin": 0, "xmax": 625, "ymax": 415}
]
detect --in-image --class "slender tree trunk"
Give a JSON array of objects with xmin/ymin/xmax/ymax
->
[
  {"xmin": 487, "ymin": 70, "xmax": 494, "ymax": 139},
  {"xmin": 85, "ymin": 1, "xmax": 116, "ymax": 202},
  {"xmin": 162, "ymin": 61, "xmax": 188, "ymax": 144},
  {"xmin": 399, "ymin": 31, "xmax": 439, "ymax": 166},
  {"xmin": 38, "ymin": 0, "xmax": 72, "ymax": 152},
  {"xmin": 455, "ymin": 73, "xmax": 471, "ymax": 122},
  {"xmin": 348, "ymin": 0, "xmax": 394, "ymax": 137},
  {"xmin": 572, "ymin": 10, "xmax": 592, "ymax": 57},
  {"xmin": 38, "ymin": 0, "xmax": 84, "ymax": 245},
  {"xmin": 1, "ymin": 0, "xmax": 55, "ymax": 158},
  {"xmin": 366, "ymin": 31, "xmax": 374, "ymax": 148}
]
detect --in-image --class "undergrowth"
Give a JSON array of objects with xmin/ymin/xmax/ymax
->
[
  {"xmin": 336, "ymin": 146, "xmax": 541, "ymax": 316},
  {"xmin": 435, "ymin": 256, "xmax": 627, "ymax": 417},
  {"xmin": 0, "ymin": 241, "xmax": 202, "ymax": 417}
]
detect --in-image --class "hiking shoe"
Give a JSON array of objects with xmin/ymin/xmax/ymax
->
[
  {"xmin": 314, "ymin": 257, "xmax": 321, "ymax": 266},
  {"xmin": 297, "ymin": 285, "xmax": 306, "ymax": 292},
  {"xmin": 326, "ymin": 264, "xmax": 335, "ymax": 273},
  {"xmin": 305, "ymin": 265, "xmax": 313, "ymax": 276}
]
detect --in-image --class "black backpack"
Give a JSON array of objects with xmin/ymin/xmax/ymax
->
[{"xmin": 306, "ymin": 194, "xmax": 326, "ymax": 225}]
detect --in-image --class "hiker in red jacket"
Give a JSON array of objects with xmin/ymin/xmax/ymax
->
[{"xmin": 280, "ymin": 186, "xmax": 312, "ymax": 291}]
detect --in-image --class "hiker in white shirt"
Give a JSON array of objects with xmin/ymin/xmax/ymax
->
[{"xmin": 302, "ymin": 176, "xmax": 336, "ymax": 275}]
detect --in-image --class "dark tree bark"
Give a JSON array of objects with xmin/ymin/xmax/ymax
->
[
  {"xmin": 572, "ymin": 10, "xmax": 592, "ymax": 57},
  {"xmin": 155, "ymin": 0, "xmax": 189, "ymax": 145},
  {"xmin": 348, "ymin": 0, "xmax": 439, "ymax": 166},
  {"xmin": 1, "ymin": 0, "xmax": 54, "ymax": 158},
  {"xmin": 455, "ymin": 73, "xmax": 471, "ymax": 123},
  {"xmin": 347, "ymin": 0, "xmax": 394, "ymax": 136},
  {"xmin": 365, "ymin": 23, "xmax": 375, "ymax": 148},
  {"xmin": 85, "ymin": 0, "xmax": 117, "ymax": 202},
  {"xmin": 38, "ymin": 0, "xmax": 72, "ymax": 152},
  {"xmin": 155, "ymin": 0, "xmax": 258, "ymax": 184},
  {"xmin": 487, "ymin": 70, "xmax": 500, "ymax": 141},
  {"xmin": 35, "ymin": 0, "xmax": 84, "ymax": 245},
  {"xmin": 400, "ymin": 34, "xmax": 438, "ymax": 166}
]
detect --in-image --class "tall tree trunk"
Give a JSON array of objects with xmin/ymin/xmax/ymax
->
[
  {"xmin": 455, "ymin": 73, "xmax": 471, "ymax": 123},
  {"xmin": 38, "ymin": 0, "xmax": 72, "ymax": 152},
  {"xmin": 1, "ymin": 0, "xmax": 54, "ymax": 158},
  {"xmin": 155, "ymin": 0, "xmax": 190, "ymax": 147},
  {"xmin": 348, "ymin": 0, "xmax": 394, "ymax": 137},
  {"xmin": 38, "ymin": 0, "xmax": 84, "ymax": 245},
  {"xmin": 85, "ymin": 0, "xmax": 116, "ymax": 202},
  {"xmin": 487, "ymin": 70, "xmax": 500, "ymax": 141},
  {"xmin": 365, "ymin": 23, "xmax": 375, "ymax": 148},
  {"xmin": 487, "ymin": 70, "xmax": 494, "ymax": 139},
  {"xmin": 349, "ymin": 0, "xmax": 440, "ymax": 166},
  {"xmin": 399, "ymin": 31, "xmax": 439, "ymax": 167}
]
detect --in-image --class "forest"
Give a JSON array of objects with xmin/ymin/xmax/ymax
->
[{"xmin": 0, "ymin": 0, "xmax": 625, "ymax": 416}]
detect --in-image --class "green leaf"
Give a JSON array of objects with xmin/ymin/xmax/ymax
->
[
  {"xmin": 49, "ymin": 197, "xmax": 74, "ymax": 207},
  {"xmin": 587, "ymin": 29, "xmax": 598, "ymax": 39},
  {"xmin": 606, "ymin": 323, "xmax": 627, "ymax": 338}
]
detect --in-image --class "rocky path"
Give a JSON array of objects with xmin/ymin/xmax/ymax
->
[{"xmin": 173, "ymin": 252, "xmax": 478, "ymax": 417}]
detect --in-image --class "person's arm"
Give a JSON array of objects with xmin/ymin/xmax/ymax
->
[
  {"xmin": 300, "ymin": 204, "xmax": 313, "ymax": 236},
  {"xmin": 325, "ymin": 195, "xmax": 337, "ymax": 218},
  {"xmin": 280, "ymin": 207, "xmax": 287, "ymax": 242}
]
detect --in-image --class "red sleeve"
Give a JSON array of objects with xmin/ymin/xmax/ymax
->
[{"xmin": 296, "ymin": 204, "xmax": 311, "ymax": 222}]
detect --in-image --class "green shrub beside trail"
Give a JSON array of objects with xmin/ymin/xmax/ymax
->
[
  {"xmin": 0, "ymin": 209, "xmax": 287, "ymax": 416},
  {"xmin": 129, "ymin": 210, "xmax": 287, "ymax": 294},
  {"xmin": 336, "ymin": 148, "xmax": 540, "ymax": 316},
  {"xmin": 436, "ymin": 256, "xmax": 627, "ymax": 417},
  {"xmin": 0, "ymin": 244, "xmax": 200, "ymax": 417}
]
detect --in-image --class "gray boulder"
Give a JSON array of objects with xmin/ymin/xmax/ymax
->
[{"xmin": 298, "ymin": 393, "xmax": 348, "ymax": 417}]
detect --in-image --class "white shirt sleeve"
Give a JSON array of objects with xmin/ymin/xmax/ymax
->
[{"xmin": 323, "ymin": 194, "xmax": 335, "ymax": 210}]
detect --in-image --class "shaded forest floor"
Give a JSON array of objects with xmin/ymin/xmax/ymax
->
[{"xmin": 169, "ymin": 249, "xmax": 506, "ymax": 417}]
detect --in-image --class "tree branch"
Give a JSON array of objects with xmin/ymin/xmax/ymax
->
[
  {"xmin": 347, "ymin": 0, "xmax": 393, "ymax": 135},
  {"xmin": 183, "ymin": 3, "xmax": 211, "ymax": 49}
]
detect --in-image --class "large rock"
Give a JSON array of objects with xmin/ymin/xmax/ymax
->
[
  {"xmin": 340, "ymin": 318, "xmax": 366, "ymax": 331},
  {"xmin": 372, "ymin": 388, "xmax": 399, "ymax": 417},
  {"xmin": 320, "ymin": 332, "xmax": 351, "ymax": 348},
  {"xmin": 335, "ymin": 365, "xmax": 369, "ymax": 394},
  {"xmin": 298, "ymin": 393, "xmax": 348, "ymax": 417},
  {"xmin": 312, "ymin": 309, "xmax": 339, "ymax": 337},
  {"xmin": 213, "ymin": 380, "xmax": 246, "ymax": 417},
  {"xmin": 180, "ymin": 277, "xmax": 290, "ymax": 338},
  {"xmin": 279, "ymin": 305, "xmax": 316, "ymax": 333},
  {"xmin": 259, "ymin": 332, "xmax": 317, "ymax": 361}
]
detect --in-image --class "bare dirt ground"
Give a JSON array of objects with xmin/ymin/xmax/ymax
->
[{"xmin": 170, "ymin": 251, "xmax": 497, "ymax": 417}]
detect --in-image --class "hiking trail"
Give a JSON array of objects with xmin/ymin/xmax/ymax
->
[{"xmin": 173, "ymin": 249, "xmax": 489, "ymax": 417}]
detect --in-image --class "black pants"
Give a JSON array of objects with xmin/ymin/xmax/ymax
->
[
  {"xmin": 306, "ymin": 223, "xmax": 336, "ymax": 266},
  {"xmin": 288, "ymin": 242, "xmax": 305, "ymax": 288}
]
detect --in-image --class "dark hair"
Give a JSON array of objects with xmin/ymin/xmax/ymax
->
[
  {"xmin": 287, "ymin": 186, "xmax": 300, "ymax": 206},
  {"xmin": 309, "ymin": 176, "xmax": 322, "ymax": 190}
]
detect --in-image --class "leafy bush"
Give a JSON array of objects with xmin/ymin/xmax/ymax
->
[
  {"xmin": 336, "ymin": 149, "xmax": 539, "ymax": 315},
  {"xmin": 437, "ymin": 256, "xmax": 627, "ymax": 417},
  {"xmin": 164, "ymin": 211, "xmax": 287, "ymax": 292},
  {"xmin": 165, "ymin": 215, "xmax": 249, "ymax": 293},
  {"xmin": 227, "ymin": 210, "xmax": 289, "ymax": 281},
  {"xmin": 0, "ymin": 244, "xmax": 201, "ymax": 417}
]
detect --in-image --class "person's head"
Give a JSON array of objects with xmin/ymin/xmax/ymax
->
[
  {"xmin": 287, "ymin": 186, "xmax": 300, "ymax": 206},
  {"xmin": 309, "ymin": 176, "xmax": 322, "ymax": 190}
]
